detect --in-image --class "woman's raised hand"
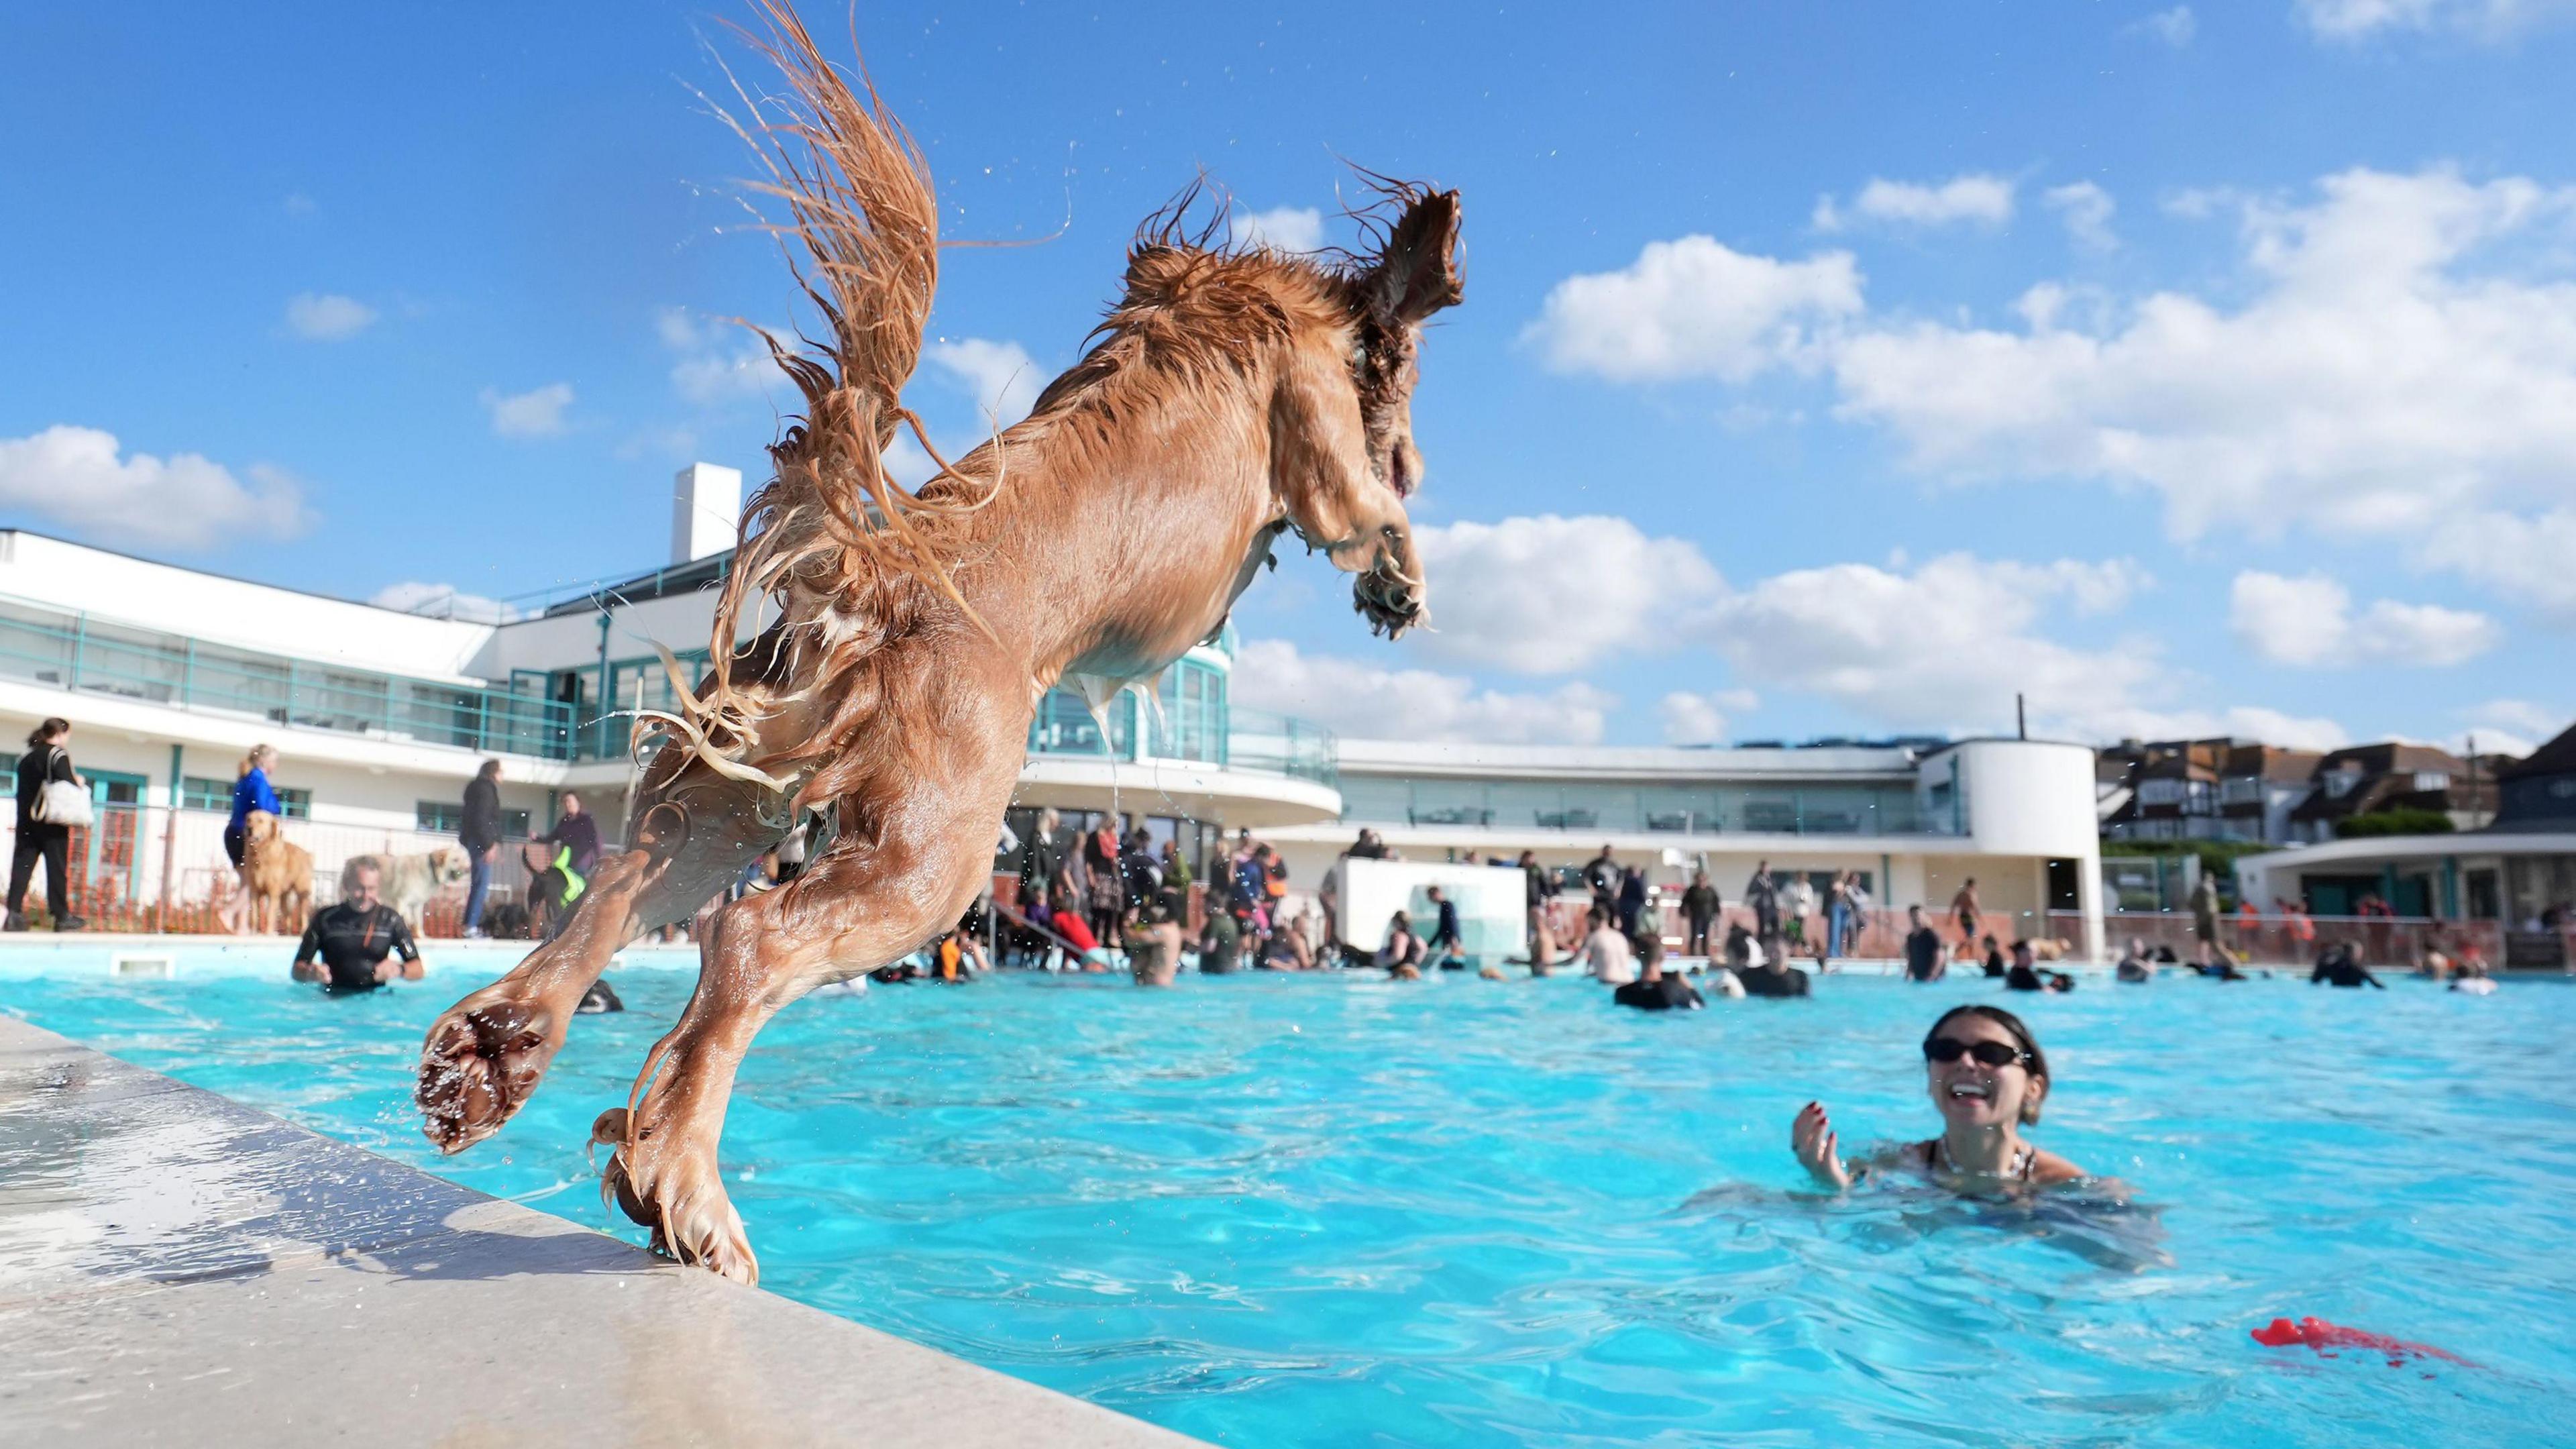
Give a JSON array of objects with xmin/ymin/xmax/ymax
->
[{"xmin": 1792, "ymin": 1100, "xmax": 1849, "ymax": 1189}]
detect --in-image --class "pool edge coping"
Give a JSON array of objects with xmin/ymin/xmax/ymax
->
[{"xmin": 0, "ymin": 1013, "xmax": 1207, "ymax": 1448}]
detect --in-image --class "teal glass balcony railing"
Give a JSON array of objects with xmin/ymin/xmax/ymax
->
[
  {"xmin": 1021, "ymin": 681, "xmax": 1335, "ymax": 790},
  {"xmin": 0, "ymin": 595, "xmax": 573, "ymax": 758},
  {"xmin": 0, "ymin": 592, "xmax": 1338, "ymax": 788}
]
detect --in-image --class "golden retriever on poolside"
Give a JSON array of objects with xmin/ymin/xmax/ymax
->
[
  {"xmin": 2027, "ymin": 936, "xmax": 2076, "ymax": 962},
  {"xmin": 240, "ymin": 810, "xmax": 313, "ymax": 935},
  {"xmin": 339, "ymin": 845, "xmax": 470, "ymax": 932}
]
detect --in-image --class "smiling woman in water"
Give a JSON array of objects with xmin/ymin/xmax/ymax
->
[{"xmin": 1791, "ymin": 1004, "xmax": 2090, "ymax": 1191}]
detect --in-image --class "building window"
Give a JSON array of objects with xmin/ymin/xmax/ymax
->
[
  {"xmin": 2324, "ymin": 768, "xmax": 2360, "ymax": 798},
  {"xmin": 502, "ymin": 808, "xmax": 531, "ymax": 839},
  {"xmin": 417, "ymin": 801, "xmax": 462, "ymax": 833},
  {"xmin": 180, "ymin": 775, "xmax": 306, "ymax": 817},
  {"xmin": 2411, "ymin": 770, "xmax": 2451, "ymax": 792},
  {"xmin": 2138, "ymin": 779, "xmax": 2185, "ymax": 806},
  {"xmin": 2221, "ymin": 776, "xmax": 2261, "ymax": 805}
]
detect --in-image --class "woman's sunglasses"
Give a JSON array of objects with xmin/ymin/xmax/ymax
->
[{"xmin": 1923, "ymin": 1036, "xmax": 2029, "ymax": 1068}]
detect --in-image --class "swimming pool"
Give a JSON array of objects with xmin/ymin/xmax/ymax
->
[{"xmin": 7, "ymin": 953, "xmax": 2572, "ymax": 1448}]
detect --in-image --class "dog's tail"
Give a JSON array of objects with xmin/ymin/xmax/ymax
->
[{"xmin": 685, "ymin": 3, "xmax": 997, "ymax": 802}]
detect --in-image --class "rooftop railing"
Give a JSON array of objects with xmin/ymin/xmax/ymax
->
[
  {"xmin": 0, "ymin": 594, "xmax": 1336, "ymax": 790},
  {"xmin": 0, "ymin": 595, "xmax": 574, "ymax": 759}
]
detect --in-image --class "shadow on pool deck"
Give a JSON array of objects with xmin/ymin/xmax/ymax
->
[{"xmin": 0, "ymin": 1014, "xmax": 1203, "ymax": 1448}]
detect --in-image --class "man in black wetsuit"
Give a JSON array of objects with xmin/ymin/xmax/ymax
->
[
  {"xmin": 2311, "ymin": 941, "xmax": 2383, "ymax": 989},
  {"xmin": 2004, "ymin": 939, "xmax": 2072, "ymax": 993},
  {"xmin": 1737, "ymin": 947, "xmax": 1811, "ymax": 998},
  {"xmin": 1426, "ymin": 885, "xmax": 1464, "ymax": 969},
  {"xmin": 290, "ymin": 862, "xmax": 421, "ymax": 992},
  {"xmin": 1613, "ymin": 936, "xmax": 1703, "ymax": 1011},
  {"xmin": 1902, "ymin": 905, "xmax": 1946, "ymax": 982}
]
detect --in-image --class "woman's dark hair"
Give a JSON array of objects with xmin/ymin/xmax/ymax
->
[
  {"xmin": 1925, "ymin": 1004, "xmax": 2051, "ymax": 1124},
  {"xmin": 26, "ymin": 717, "xmax": 68, "ymax": 748}
]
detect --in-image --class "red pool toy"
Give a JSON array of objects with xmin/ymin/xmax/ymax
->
[{"xmin": 2251, "ymin": 1316, "xmax": 2475, "ymax": 1368}]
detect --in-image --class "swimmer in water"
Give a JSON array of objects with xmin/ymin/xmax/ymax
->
[{"xmin": 1791, "ymin": 1004, "xmax": 2088, "ymax": 1191}]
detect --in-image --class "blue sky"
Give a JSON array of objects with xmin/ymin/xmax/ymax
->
[{"xmin": 1, "ymin": 1, "xmax": 2569, "ymax": 755}]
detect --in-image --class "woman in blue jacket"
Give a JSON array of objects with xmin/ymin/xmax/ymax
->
[{"xmin": 225, "ymin": 744, "xmax": 281, "ymax": 867}]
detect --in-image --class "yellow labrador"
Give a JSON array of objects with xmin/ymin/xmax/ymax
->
[{"xmin": 340, "ymin": 845, "xmax": 471, "ymax": 931}]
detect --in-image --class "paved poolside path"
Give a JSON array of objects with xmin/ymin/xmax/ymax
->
[{"xmin": 0, "ymin": 1014, "xmax": 1203, "ymax": 1448}]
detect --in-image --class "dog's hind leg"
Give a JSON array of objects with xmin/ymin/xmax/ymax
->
[
  {"xmin": 415, "ymin": 770, "xmax": 777, "ymax": 1155},
  {"xmin": 593, "ymin": 769, "xmax": 1006, "ymax": 1285}
]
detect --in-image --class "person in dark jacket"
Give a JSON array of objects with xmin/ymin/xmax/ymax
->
[
  {"xmin": 7, "ymin": 716, "xmax": 85, "ymax": 931},
  {"xmin": 1616, "ymin": 866, "xmax": 1648, "ymax": 938},
  {"xmin": 1745, "ymin": 861, "xmax": 1780, "ymax": 941},
  {"xmin": 1019, "ymin": 808, "xmax": 1069, "ymax": 902},
  {"xmin": 1583, "ymin": 845, "xmax": 1620, "ymax": 913},
  {"xmin": 459, "ymin": 758, "xmax": 503, "ymax": 937},
  {"xmin": 1519, "ymin": 849, "xmax": 1556, "ymax": 973},
  {"xmin": 538, "ymin": 792, "xmax": 602, "ymax": 875},
  {"xmin": 1614, "ymin": 936, "xmax": 1703, "ymax": 1011},
  {"xmin": 1680, "ymin": 869, "xmax": 1720, "ymax": 957},
  {"xmin": 2004, "ymin": 940, "xmax": 2074, "ymax": 993}
]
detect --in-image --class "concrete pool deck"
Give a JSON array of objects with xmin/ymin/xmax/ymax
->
[{"xmin": 0, "ymin": 1014, "xmax": 1203, "ymax": 1448}]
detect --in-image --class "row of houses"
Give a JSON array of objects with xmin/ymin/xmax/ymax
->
[{"xmin": 2098, "ymin": 737, "xmax": 2520, "ymax": 845}]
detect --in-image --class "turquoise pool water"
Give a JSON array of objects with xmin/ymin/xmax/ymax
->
[{"xmin": 8, "ymin": 955, "xmax": 2573, "ymax": 1447}]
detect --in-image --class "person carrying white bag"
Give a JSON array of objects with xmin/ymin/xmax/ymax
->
[{"xmin": 8, "ymin": 716, "xmax": 90, "ymax": 932}]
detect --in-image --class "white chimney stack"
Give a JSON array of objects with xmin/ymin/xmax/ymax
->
[{"xmin": 671, "ymin": 462, "xmax": 743, "ymax": 565}]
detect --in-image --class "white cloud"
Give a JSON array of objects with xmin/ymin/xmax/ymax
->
[
  {"xmin": 1702, "ymin": 553, "xmax": 2167, "ymax": 739},
  {"xmin": 924, "ymin": 337, "xmax": 1044, "ymax": 429},
  {"xmin": 2461, "ymin": 697, "xmax": 2565, "ymax": 738},
  {"xmin": 2043, "ymin": 182, "xmax": 2118, "ymax": 250},
  {"xmin": 1814, "ymin": 174, "xmax": 2016, "ymax": 232},
  {"xmin": 370, "ymin": 582, "xmax": 520, "ymax": 624},
  {"xmin": 2422, "ymin": 508, "xmax": 2576, "ymax": 615},
  {"xmin": 480, "ymin": 382, "xmax": 574, "ymax": 439},
  {"xmin": 2296, "ymin": 0, "xmax": 2576, "ymax": 40},
  {"xmin": 657, "ymin": 307, "xmax": 786, "ymax": 406},
  {"xmin": 2228, "ymin": 570, "xmax": 2500, "ymax": 666},
  {"xmin": 1817, "ymin": 167, "xmax": 2576, "ymax": 610},
  {"xmin": 1231, "ymin": 639, "xmax": 1615, "ymax": 745},
  {"xmin": 1408, "ymin": 514, "xmax": 1725, "ymax": 673},
  {"xmin": 2190, "ymin": 706, "xmax": 2351, "ymax": 753},
  {"xmin": 1658, "ymin": 688, "xmax": 1759, "ymax": 745},
  {"xmin": 2131, "ymin": 6, "xmax": 2198, "ymax": 44},
  {"xmin": 1523, "ymin": 235, "xmax": 1862, "ymax": 382},
  {"xmin": 2447, "ymin": 725, "xmax": 2540, "ymax": 757},
  {"xmin": 0, "ymin": 425, "xmax": 308, "ymax": 551},
  {"xmin": 284, "ymin": 292, "xmax": 376, "ymax": 341},
  {"xmin": 1236, "ymin": 205, "xmax": 1325, "ymax": 253}
]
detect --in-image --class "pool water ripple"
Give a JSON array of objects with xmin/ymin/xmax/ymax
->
[{"xmin": 8, "ymin": 962, "xmax": 2575, "ymax": 1447}]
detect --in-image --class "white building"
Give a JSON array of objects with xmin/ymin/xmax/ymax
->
[
  {"xmin": 0, "ymin": 464, "xmax": 2104, "ymax": 955},
  {"xmin": 1265, "ymin": 736, "xmax": 2105, "ymax": 960},
  {"xmin": 0, "ymin": 466, "xmax": 1328, "ymax": 920}
]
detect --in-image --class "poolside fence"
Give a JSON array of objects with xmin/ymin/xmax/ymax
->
[{"xmin": 0, "ymin": 804, "xmax": 542, "ymax": 937}]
